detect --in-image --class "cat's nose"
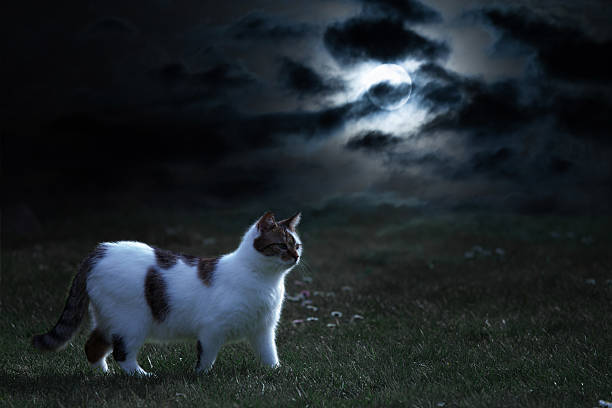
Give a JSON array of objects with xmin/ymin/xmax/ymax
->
[{"xmin": 288, "ymin": 248, "xmax": 299, "ymax": 262}]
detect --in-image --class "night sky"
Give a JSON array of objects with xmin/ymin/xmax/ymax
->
[{"xmin": 4, "ymin": 0, "xmax": 612, "ymax": 215}]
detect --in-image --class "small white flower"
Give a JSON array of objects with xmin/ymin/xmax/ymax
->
[
  {"xmin": 326, "ymin": 323, "xmax": 336, "ymax": 328},
  {"xmin": 352, "ymin": 314, "xmax": 364, "ymax": 320},
  {"xmin": 306, "ymin": 305, "xmax": 318, "ymax": 311},
  {"xmin": 306, "ymin": 317, "xmax": 318, "ymax": 322},
  {"xmin": 286, "ymin": 294, "xmax": 301, "ymax": 302},
  {"xmin": 331, "ymin": 311, "xmax": 343, "ymax": 318},
  {"xmin": 301, "ymin": 300, "xmax": 313, "ymax": 306}
]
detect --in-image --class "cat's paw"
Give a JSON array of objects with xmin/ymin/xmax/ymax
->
[
  {"xmin": 125, "ymin": 366, "xmax": 153, "ymax": 377},
  {"xmin": 133, "ymin": 367, "xmax": 154, "ymax": 377},
  {"xmin": 90, "ymin": 360, "xmax": 109, "ymax": 373},
  {"xmin": 196, "ymin": 366, "xmax": 213, "ymax": 375},
  {"xmin": 264, "ymin": 361, "xmax": 280, "ymax": 369}
]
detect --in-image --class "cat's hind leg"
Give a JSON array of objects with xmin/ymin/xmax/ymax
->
[
  {"xmin": 111, "ymin": 333, "xmax": 151, "ymax": 376},
  {"xmin": 85, "ymin": 328, "xmax": 112, "ymax": 372}
]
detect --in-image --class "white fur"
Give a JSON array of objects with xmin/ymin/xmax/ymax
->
[{"xmin": 86, "ymin": 218, "xmax": 302, "ymax": 375}]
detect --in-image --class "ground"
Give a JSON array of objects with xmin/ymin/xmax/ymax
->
[{"xmin": 1, "ymin": 207, "xmax": 611, "ymax": 407}]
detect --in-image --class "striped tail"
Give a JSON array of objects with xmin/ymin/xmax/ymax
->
[{"xmin": 32, "ymin": 245, "xmax": 106, "ymax": 352}]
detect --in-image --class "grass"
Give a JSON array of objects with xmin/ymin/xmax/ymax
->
[{"xmin": 1, "ymin": 207, "xmax": 611, "ymax": 407}]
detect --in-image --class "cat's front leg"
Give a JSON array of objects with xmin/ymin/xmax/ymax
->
[
  {"xmin": 195, "ymin": 333, "xmax": 223, "ymax": 374},
  {"xmin": 249, "ymin": 329, "xmax": 279, "ymax": 368}
]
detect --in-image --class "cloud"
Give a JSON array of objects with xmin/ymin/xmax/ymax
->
[
  {"xmin": 477, "ymin": 7, "xmax": 612, "ymax": 83},
  {"xmin": 367, "ymin": 81, "xmax": 412, "ymax": 109},
  {"xmin": 277, "ymin": 57, "xmax": 344, "ymax": 96},
  {"xmin": 150, "ymin": 61, "xmax": 259, "ymax": 108},
  {"xmin": 345, "ymin": 130, "xmax": 402, "ymax": 152},
  {"xmin": 229, "ymin": 12, "xmax": 313, "ymax": 40},
  {"xmin": 193, "ymin": 63, "xmax": 257, "ymax": 88},
  {"xmin": 360, "ymin": 0, "xmax": 442, "ymax": 23},
  {"xmin": 469, "ymin": 147, "xmax": 519, "ymax": 180},
  {"xmin": 419, "ymin": 78, "xmax": 538, "ymax": 137},
  {"xmin": 237, "ymin": 97, "xmax": 377, "ymax": 142},
  {"xmin": 324, "ymin": 17, "xmax": 449, "ymax": 64}
]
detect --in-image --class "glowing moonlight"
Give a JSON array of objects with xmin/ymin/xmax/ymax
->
[{"xmin": 364, "ymin": 64, "xmax": 412, "ymax": 110}]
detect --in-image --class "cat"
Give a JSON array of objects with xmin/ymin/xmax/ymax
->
[{"xmin": 32, "ymin": 211, "xmax": 302, "ymax": 376}]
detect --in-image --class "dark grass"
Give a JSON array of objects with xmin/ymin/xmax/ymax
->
[{"xmin": 1, "ymin": 207, "xmax": 611, "ymax": 407}]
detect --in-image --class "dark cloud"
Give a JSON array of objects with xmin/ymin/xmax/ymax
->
[
  {"xmin": 155, "ymin": 62, "xmax": 257, "ymax": 88},
  {"xmin": 478, "ymin": 7, "xmax": 612, "ymax": 83},
  {"xmin": 345, "ymin": 130, "xmax": 402, "ymax": 152},
  {"xmin": 414, "ymin": 62, "xmax": 464, "ymax": 84},
  {"xmin": 419, "ymin": 79, "xmax": 538, "ymax": 137},
  {"xmin": 230, "ymin": 12, "xmax": 313, "ymax": 40},
  {"xmin": 277, "ymin": 58, "xmax": 344, "ymax": 96},
  {"xmin": 360, "ymin": 0, "xmax": 442, "ymax": 23},
  {"xmin": 414, "ymin": 62, "xmax": 612, "ymax": 144},
  {"xmin": 147, "ymin": 61, "xmax": 259, "ymax": 109},
  {"xmin": 367, "ymin": 81, "xmax": 412, "ymax": 109},
  {"xmin": 324, "ymin": 17, "xmax": 449, "ymax": 64},
  {"xmin": 469, "ymin": 147, "xmax": 518, "ymax": 180},
  {"xmin": 239, "ymin": 97, "xmax": 376, "ymax": 141},
  {"xmin": 418, "ymin": 82, "xmax": 463, "ymax": 112},
  {"xmin": 193, "ymin": 63, "xmax": 257, "ymax": 88}
]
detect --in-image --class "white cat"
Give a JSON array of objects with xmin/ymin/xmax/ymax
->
[{"xmin": 32, "ymin": 211, "xmax": 302, "ymax": 376}]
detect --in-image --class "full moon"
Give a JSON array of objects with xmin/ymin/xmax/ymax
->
[{"xmin": 364, "ymin": 64, "xmax": 412, "ymax": 111}]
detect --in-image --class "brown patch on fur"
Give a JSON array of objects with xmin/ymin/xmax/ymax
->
[
  {"xmin": 154, "ymin": 247, "xmax": 178, "ymax": 269},
  {"xmin": 85, "ymin": 328, "xmax": 111, "ymax": 363},
  {"xmin": 181, "ymin": 253, "xmax": 199, "ymax": 267},
  {"xmin": 32, "ymin": 244, "xmax": 107, "ymax": 352},
  {"xmin": 257, "ymin": 211, "xmax": 276, "ymax": 231},
  {"xmin": 198, "ymin": 257, "xmax": 219, "ymax": 287},
  {"xmin": 196, "ymin": 340, "xmax": 203, "ymax": 369},
  {"xmin": 145, "ymin": 267, "xmax": 170, "ymax": 322},
  {"xmin": 112, "ymin": 334, "xmax": 127, "ymax": 362}
]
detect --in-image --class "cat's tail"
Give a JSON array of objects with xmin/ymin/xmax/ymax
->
[{"xmin": 32, "ymin": 245, "xmax": 106, "ymax": 352}]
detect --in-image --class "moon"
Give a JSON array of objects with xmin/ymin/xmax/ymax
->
[{"xmin": 363, "ymin": 64, "xmax": 412, "ymax": 111}]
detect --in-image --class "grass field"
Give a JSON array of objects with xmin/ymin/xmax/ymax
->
[{"xmin": 2, "ymin": 207, "xmax": 611, "ymax": 407}]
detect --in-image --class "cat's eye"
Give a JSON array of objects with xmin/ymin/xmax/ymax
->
[
  {"xmin": 295, "ymin": 244, "xmax": 301, "ymax": 250},
  {"xmin": 277, "ymin": 244, "xmax": 288, "ymax": 250}
]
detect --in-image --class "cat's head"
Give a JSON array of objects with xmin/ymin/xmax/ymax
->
[{"xmin": 253, "ymin": 211, "xmax": 302, "ymax": 266}]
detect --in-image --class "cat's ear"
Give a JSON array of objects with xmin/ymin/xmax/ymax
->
[
  {"xmin": 280, "ymin": 212, "xmax": 301, "ymax": 232},
  {"xmin": 257, "ymin": 211, "xmax": 276, "ymax": 231}
]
